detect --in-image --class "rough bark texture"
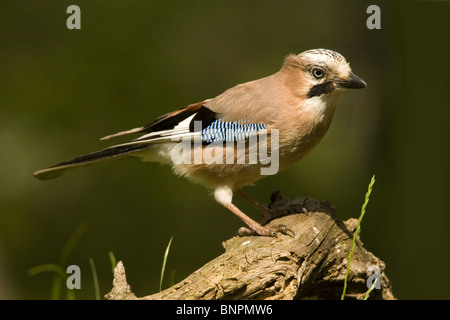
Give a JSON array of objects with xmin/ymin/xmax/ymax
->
[{"xmin": 105, "ymin": 192, "xmax": 395, "ymax": 300}]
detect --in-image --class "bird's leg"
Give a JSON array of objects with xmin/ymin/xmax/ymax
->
[
  {"xmin": 236, "ymin": 189, "xmax": 295, "ymax": 237},
  {"xmin": 222, "ymin": 202, "xmax": 278, "ymax": 237},
  {"xmin": 236, "ymin": 189, "xmax": 272, "ymax": 225},
  {"xmin": 215, "ymin": 187, "xmax": 292, "ymax": 237}
]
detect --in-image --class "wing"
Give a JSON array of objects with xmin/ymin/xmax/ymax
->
[
  {"xmin": 100, "ymin": 100, "xmax": 207, "ymax": 140},
  {"xmin": 34, "ymin": 101, "xmax": 208, "ymax": 180},
  {"xmin": 34, "ymin": 101, "xmax": 268, "ymax": 180}
]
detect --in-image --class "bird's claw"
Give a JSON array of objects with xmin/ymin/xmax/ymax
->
[{"xmin": 273, "ymin": 224, "xmax": 295, "ymax": 238}]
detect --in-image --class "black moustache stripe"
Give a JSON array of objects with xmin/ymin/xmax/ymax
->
[{"xmin": 306, "ymin": 81, "xmax": 334, "ymax": 98}]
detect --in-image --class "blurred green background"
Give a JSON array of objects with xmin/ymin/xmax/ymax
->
[{"xmin": 1, "ymin": 0, "xmax": 449, "ymax": 299}]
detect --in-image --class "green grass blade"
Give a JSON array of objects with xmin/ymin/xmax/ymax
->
[
  {"xmin": 27, "ymin": 263, "xmax": 68, "ymax": 300},
  {"xmin": 89, "ymin": 258, "xmax": 100, "ymax": 300},
  {"xmin": 27, "ymin": 263, "xmax": 66, "ymax": 278},
  {"xmin": 160, "ymin": 237, "xmax": 173, "ymax": 292},
  {"xmin": 341, "ymin": 175, "xmax": 376, "ymax": 300},
  {"xmin": 57, "ymin": 221, "xmax": 90, "ymax": 267},
  {"xmin": 52, "ymin": 221, "xmax": 89, "ymax": 300},
  {"xmin": 363, "ymin": 277, "xmax": 378, "ymax": 300},
  {"xmin": 27, "ymin": 222, "xmax": 89, "ymax": 300},
  {"xmin": 108, "ymin": 251, "xmax": 117, "ymax": 274}
]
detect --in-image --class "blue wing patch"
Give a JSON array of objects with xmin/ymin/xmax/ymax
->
[{"xmin": 200, "ymin": 119, "xmax": 267, "ymax": 143}]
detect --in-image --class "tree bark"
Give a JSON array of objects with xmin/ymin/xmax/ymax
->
[{"xmin": 105, "ymin": 192, "xmax": 395, "ymax": 300}]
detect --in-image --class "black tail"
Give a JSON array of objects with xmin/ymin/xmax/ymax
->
[{"xmin": 34, "ymin": 143, "xmax": 153, "ymax": 180}]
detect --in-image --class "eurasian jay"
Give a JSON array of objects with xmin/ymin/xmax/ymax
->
[{"xmin": 34, "ymin": 49, "xmax": 366, "ymax": 237}]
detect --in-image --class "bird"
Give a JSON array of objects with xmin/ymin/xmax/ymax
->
[{"xmin": 34, "ymin": 49, "xmax": 367, "ymax": 237}]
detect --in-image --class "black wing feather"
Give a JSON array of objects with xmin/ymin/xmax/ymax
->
[{"xmin": 33, "ymin": 143, "xmax": 153, "ymax": 180}]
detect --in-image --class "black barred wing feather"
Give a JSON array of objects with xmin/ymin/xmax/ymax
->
[{"xmin": 200, "ymin": 119, "xmax": 267, "ymax": 144}]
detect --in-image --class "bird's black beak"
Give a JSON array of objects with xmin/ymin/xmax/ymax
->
[{"xmin": 334, "ymin": 72, "xmax": 367, "ymax": 89}]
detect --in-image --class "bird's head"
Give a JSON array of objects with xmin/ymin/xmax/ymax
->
[{"xmin": 282, "ymin": 49, "xmax": 367, "ymax": 99}]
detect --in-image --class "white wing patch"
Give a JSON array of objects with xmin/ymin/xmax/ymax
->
[{"xmin": 134, "ymin": 114, "xmax": 196, "ymax": 141}]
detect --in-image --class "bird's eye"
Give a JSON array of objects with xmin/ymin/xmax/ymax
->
[{"xmin": 311, "ymin": 67, "xmax": 325, "ymax": 79}]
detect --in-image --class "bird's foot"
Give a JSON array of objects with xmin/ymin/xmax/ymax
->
[{"xmin": 237, "ymin": 223, "xmax": 295, "ymax": 238}]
